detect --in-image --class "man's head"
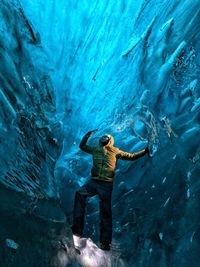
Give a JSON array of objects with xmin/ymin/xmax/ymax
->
[{"xmin": 99, "ymin": 134, "xmax": 114, "ymax": 146}]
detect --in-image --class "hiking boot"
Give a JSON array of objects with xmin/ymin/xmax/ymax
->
[
  {"xmin": 71, "ymin": 225, "xmax": 82, "ymax": 237},
  {"xmin": 100, "ymin": 243, "xmax": 111, "ymax": 251}
]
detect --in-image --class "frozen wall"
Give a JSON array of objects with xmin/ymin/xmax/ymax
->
[
  {"xmin": 0, "ymin": 0, "xmax": 61, "ymax": 198},
  {"xmin": 0, "ymin": 0, "xmax": 200, "ymax": 266},
  {"xmin": 0, "ymin": 1, "xmax": 73, "ymax": 266}
]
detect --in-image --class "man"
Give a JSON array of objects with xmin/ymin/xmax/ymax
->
[{"xmin": 71, "ymin": 129, "xmax": 149, "ymax": 251}]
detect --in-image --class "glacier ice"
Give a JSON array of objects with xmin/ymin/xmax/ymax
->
[{"xmin": 0, "ymin": 0, "xmax": 200, "ymax": 266}]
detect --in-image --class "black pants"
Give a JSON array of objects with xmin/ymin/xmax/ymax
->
[{"xmin": 71, "ymin": 179, "xmax": 113, "ymax": 245}]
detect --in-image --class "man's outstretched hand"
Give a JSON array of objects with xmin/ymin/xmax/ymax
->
[
  {"xmin": 145, "ymin": 147, "xmax": 150, "ymax": 154},
  {"xmin": 85, "ymin": 129, "xmax": 98, "ymax": 137}
]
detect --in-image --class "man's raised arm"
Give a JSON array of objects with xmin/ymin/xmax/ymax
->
[{"xmin": 79, "ymin": 129, "xmax": 98, "ymax": 154}]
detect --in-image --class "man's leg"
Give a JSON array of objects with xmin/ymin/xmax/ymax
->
[
  {"xmin": 71, "ymin": 180, "xmax": 97, "ymax": 236},
  {"xmin": 98, "ymin": 182, "xmax": 113, "ymax": 250}
]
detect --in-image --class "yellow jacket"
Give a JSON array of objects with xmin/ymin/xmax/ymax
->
[{"xmin": 79, "ymin": 134, "xmax": 147, "ymax": 182}]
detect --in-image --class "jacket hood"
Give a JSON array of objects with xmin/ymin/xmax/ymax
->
[
  {"xmin": 99, "ymin": 134, "xmax": 114, "ymax": 147},
  {"xmin": 106, "ymin": 134, "xmax": 114, "ymax": 146}
]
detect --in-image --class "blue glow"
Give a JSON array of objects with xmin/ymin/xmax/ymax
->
[{"xmin": 0, "ymin": 0, "xmax": 199, "ymax": 266}]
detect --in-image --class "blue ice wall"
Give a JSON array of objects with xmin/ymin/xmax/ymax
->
[
  {"xmin": 20, "ymin": 0, "xmax": 200, "ymax": 145},
  {"xmin": 0, "ymin": 0, "xmax": 200, "ymax": 266},
  {"xmin": 0, "ymin": 1, "xmax": 71, "ymax": 266},
  {"xmin": 0, "ymin": 0, "xmax": 62, "ymax": 198}
]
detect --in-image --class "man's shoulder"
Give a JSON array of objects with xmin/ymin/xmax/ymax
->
[
  {"xmin": 92, "ymin": 145, "xmax": 101, "ymax": 152},
  {"xmin": 108, "ymin": 145, "xmax": 120, "ymax": 153}
]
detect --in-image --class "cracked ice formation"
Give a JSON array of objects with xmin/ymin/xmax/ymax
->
[
  {"xmin": 0, "ymin": 0, "xmax": 200, "ymax": 266},
  {"xmin": 0, "ymin": 0, "xmax": 60, "ymax": 198}
]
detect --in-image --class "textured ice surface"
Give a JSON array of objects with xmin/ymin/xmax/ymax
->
[
  {"xmin": 0, "ymin": 0, "xmax": 200, "ymax": 266},
  {"xmin": 0, "ymin": 0, "xmax": 60, "ymax": 198},
  {"xmin": 73, "ymin": 235, "xmax": 112, "ymax": 267}
]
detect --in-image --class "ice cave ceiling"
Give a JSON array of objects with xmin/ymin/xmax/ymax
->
[{"xmin": 0, "ymin": 0, "xmax": 200, "ymax": 266}]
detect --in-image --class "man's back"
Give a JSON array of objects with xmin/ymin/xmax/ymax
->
[
  {"xmin": 91, "ymin": 144, "xmax": 119, "ymax": 182},
  {"xmin": 79, "ymin": 133, "xmax": 148, "ymax": 182}
]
